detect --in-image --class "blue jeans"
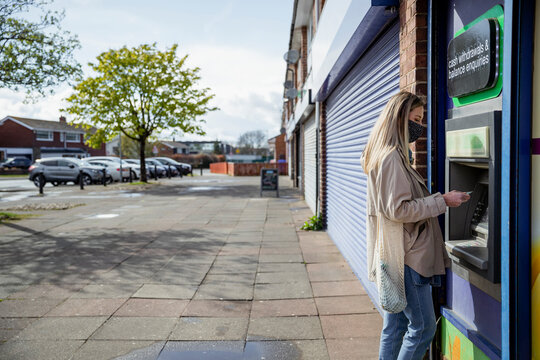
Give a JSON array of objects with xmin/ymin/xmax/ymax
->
[{"xmin": 378, "ymin": 266, "xmax": 437, "ymax": 360}]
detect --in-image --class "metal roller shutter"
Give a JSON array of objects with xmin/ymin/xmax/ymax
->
[
  {"xmin": 325, "ymin": 22, "xmax": 400, "ymax": 306},
  {"xmin": 304, "ymin": 114, "xmax": 317, "ymax": 214}
]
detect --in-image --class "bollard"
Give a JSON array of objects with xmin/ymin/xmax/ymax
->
[
  {"xmin": 79, "ymin": 170, "xmax": 84, "ymax": 190},
  {"xmin": 200, "ymin": 165, "xmax": 203, "ymax": 176},
  {"xmin": 154, "ymin": 165, "xmax": 158, "ymax": 180},
  {"xmin": 129, "ymin": 168, "xmax": 133, "ymax": 183},
  {"xmin": 39, "ymin": 173, "xmax": 44, "ymax": 195},
  {"xmin": 102, "ymin": 168, "xmax": 107, "ymax": 187},
  {"xmin": 168, "ymin": 165, "xmax": 171, "ymax": 179}
]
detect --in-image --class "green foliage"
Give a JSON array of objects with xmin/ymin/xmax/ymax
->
[
  {"xmin": 301, "ymin": 214, "xmax": 323, "ymax": 231},
  {"xmin": 0, "ymin": 0, "xmax": 82, "ymax": 98},
  {"xmin": 63, "ymin": 43, "xmax": 218, "ymax": 182}
]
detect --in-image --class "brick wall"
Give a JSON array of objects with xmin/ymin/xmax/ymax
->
[
  {"xmin": 210, "ymin": 162, "xmax": 288, "ymax": 176},
  {"xmin": 399, "ymin": 0, "xmax": 428, "ymax": 180},
  {"xmin": 273, "ymin": 133, "xmax": 286, "ymax": 161},
  {"xmin": 0, "ymin": 119, "xmax": 34, "ymax": 147}
]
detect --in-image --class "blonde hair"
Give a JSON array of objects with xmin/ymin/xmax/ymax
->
[{"xmin": 361, "ymin": 91, "xmax": 424, "ymax": 174}]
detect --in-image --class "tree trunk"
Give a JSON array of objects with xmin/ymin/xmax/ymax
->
[{"xmin": 139, "ymin": 137, "xmax": 147, "ymax": 182}]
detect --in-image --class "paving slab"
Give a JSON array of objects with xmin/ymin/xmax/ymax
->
[
  {"xmin": 71, "ymin": 340, "xmax": 165, "ymax": 360},
  {"xmin": 256, "ymin": 271, "xmax": 310, "ymax": 284},
  {"xmin": 259, "ymin": 254, "xmax": 304, "ymax": 263},
  {"xmin": 0, "ymin": 340, "xmax": 84, "ymax": 360},
  {"xmin": 315, "ymin": 296, "xmax": 379, "ymax": 315},
  {"xmin": 319, "ymin": 314, "xmax": 383, "ymax": 339},
  {"xmin": 132, "ymin": 284, "xmax": 197, "ymax": 299},
  {"xmin": 251, "ymin": 299, "xmax": 318, "ymax": 318},
  {"xmin": 311, "ymin": 280, "xmax": 368, "ymax": 297},
  {"xmin": 15, "ymin": 316, "xmax": 107, "ymax": 340},
  {"xmin": 0, "ymin": 298, "xmax": 62, "ymax": 317},
  {"xmin": 258, "ymin": 263, "xmax": 307, "ymax": 273},
  {"xmin": 182, "ymin": 300, "xmax": 251, "ymax": 318},
  {"xmin": 248, "ymin": 317, "xmax": 324, "ymax": 341},
  {"xmin": 91, "ymin": 317, "xmax": 178, "ymax": 340},
  {"xmin": 326, "ymin": 338, "xmax": 380, "ymax": 360},
  {"xmin": 72, "ymin": 284, "xmax": 141, "ymax": 299},
  {"xmin": 169, "ymin": 317, "xmax": 249, "ymax": 341},
  {"xmin": 114, "ymin": 299, "xmax": 189, "ymax": 317},
  {"xmin": 45, "ymin": 298, "xmax": 126, "ymax": 317},
  {"xmin": 202, "ymin": 273, "xmax": 256, "ymax": 285},
  {"xmin": 254, "ymin": 282, "xmax": 313, "ymax": 300},
  {"xmin": 194, "ymin": 283, "xmax": 253, "ymax": 300}
]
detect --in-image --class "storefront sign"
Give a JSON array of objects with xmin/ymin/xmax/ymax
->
[{"xmin": 447, "ymin": 18, "xmax": 500, "ymax": 98}]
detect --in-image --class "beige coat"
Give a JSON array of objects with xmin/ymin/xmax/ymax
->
[{"xmin": 366, "ymin": 149, "xmax": 450, "ymax": 279}]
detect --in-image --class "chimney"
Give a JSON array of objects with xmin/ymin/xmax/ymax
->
[{"xmin": 59, "ymin": 116, "xmax": 66, "ymax": 123}]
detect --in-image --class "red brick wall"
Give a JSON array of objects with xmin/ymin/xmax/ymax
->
[
  {"xmin": 0, "ymin": 119, "xmax": 34, "ymax": 147},
  {"xmin": 210, "ymin": 162, "xmax": 288, "ymax": 176},
  {"xmin": 274, "ymin": 133, "xmax": 286, "ymax": 161},
  {"xmin": 399, "ymin": 0, "xmax": 428, "ymax": 180},
  {"xmin": 210, "ymin": 162, "xmax": 228, "ymax": 174}
]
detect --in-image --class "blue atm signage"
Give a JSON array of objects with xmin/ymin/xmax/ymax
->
[{"xmin": 447, "ymin": 18, "xmax": 500, "ymax": 98}]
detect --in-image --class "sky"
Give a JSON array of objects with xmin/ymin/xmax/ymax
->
[{"xmin": 0, "ymin": 0, "xmax": 293, "ymax": 145}]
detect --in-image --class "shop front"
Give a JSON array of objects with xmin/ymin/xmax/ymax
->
[{"xmin": 429, "ymin": 1, "xmax": 534, "ymax": 358}]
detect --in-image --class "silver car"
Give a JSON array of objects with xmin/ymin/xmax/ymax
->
[{"xmin": 28, "ymin": 157, "xmax": 108, "ymax": 187}]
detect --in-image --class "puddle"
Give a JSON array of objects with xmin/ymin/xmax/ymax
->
[
  {"xmin": 155, "ymin": 341, "xmax": 301, "ymax": 360},
  {"xmin": 89, "ymin": 214, "xmax": 119, "ymax": 219}
]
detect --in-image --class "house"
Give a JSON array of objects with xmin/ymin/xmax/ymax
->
[
  {"xmin": 154, "ymin": 140, "xmax": 189, "ymax": 156},
  {"xmin": 0, "ymin": 115, "xmax": 105, "ymax": 161},
  {"xmin": 267, "ymin": 133, "xmax": 286, "ymax": 163}
]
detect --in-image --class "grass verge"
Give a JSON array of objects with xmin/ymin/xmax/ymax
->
[{"xmin": 0, "ymin": 212, "xmax": 34, "ymax": 223}]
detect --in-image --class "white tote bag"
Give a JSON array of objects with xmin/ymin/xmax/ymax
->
[{"xmin": 374, "ymin": 214, "xmax": 407, "ymax": 313}]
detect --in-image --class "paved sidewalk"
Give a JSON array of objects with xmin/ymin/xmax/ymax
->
[{"xmin": 0, "ymin": 175, "xmax": 381, "ymax": 359}]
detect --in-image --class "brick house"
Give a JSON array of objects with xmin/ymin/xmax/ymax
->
[
  {"xmin": 0, "ymin": 115, "xmax": 105, "ymax": 161},
  {"xmin": 267, "ymin": 133, "xmax": 286, "ymax": 163},
  {"xmin": 154, "ymin": 140, "xmax": 190, "ymax": 156}
]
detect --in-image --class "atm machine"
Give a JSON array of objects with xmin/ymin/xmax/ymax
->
[{"xmin": 445, "ymin": 111, "xmax": 501, "ymax": 283}]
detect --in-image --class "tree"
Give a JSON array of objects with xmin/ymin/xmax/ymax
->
[
  {"xmin": 237, "ymin": 130, "xmax": 268, "ymax": 155},
  {"xmin": 63, "ymin": 43, "xmax": 218, "ymax": 182},
  {"xmin": 0, "ymin": 0, "xmax": 82, "ymax": 97},
  {"xmin": 213, "ymin": 140, "xmax": 223, "ymax": 155}
]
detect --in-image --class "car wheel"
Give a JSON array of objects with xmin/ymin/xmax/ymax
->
[
  {"xmin": 82, "ymin": 174, "xmax": 92, "ymax": 186},
  {"xmin": 130, "ymin": 170, "xmax": 137, "ymax": 180},
  {"xmin": 52, "ymin": 181, "xmax": 60, "ymax": 187},
  {"xmin": 106, "ymin": 176, "xmax": 114, "ymax": 184},
  {"xmin": 33, "ymin": 174, "xmax": 45, "ymax": 187}
]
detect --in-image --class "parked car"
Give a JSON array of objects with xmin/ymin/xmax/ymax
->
[
  {"xmin": 123, "ymin": 159, "xmax": 153, "ymax": 178},
  {"xmin": 85, "ymin": 159, "xmax": 126, "ymax": 182},
  {"xmin": 143, "ymin": 159, "xmax": 169, "ymax": 178},
  {"xmin": 86, "ymin": 156, "xmax": 137, "ymax": 180},
  {"xmin": 28, "ymin": 157, "xmax": 109, "ymax": 187},
  {"xmin": 2, "ymin": 157, "xmax": 32, "ymax": 169},
  {"xmin": 150, "ymin": 157, "xmax": 191, "ymax": 176}
]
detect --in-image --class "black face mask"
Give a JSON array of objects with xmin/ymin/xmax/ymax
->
[{"xmin": 408, "ymin": 120, "xmax": 424, "ymax": 143}]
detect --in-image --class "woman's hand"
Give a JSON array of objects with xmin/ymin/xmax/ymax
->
[{"xmin": 442, "ymin": 190, "xmax": 470, "ymax": 207}]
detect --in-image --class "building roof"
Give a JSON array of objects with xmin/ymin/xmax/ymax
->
[
  {"xmin": 1, "ymin": 116, "xmax": 87, "ymax": 133},
  {"xmin": 160, "ymin": 141, "xmax": 188, "ymax": 149}
]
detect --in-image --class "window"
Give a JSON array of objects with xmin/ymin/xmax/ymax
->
[
  {"xmin": 40, "ymin": 160, "xmax": 57, "ymax": 166},
  {"xmin": 36, "ymin": 130, "xmax": 53, "ymax": 141},
  {"xmin": 65, "ymin": 132, "xmax": 80, "ymax": 142}
]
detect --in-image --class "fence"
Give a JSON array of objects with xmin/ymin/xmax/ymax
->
[{"xmin": 210, "ymin": 162, "xmax": 288, "ymax": 176}]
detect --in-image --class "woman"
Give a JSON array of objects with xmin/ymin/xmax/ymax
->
[{"xmin": 361, "ymin": 91, "xmax": 469, "ymax": 360}]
